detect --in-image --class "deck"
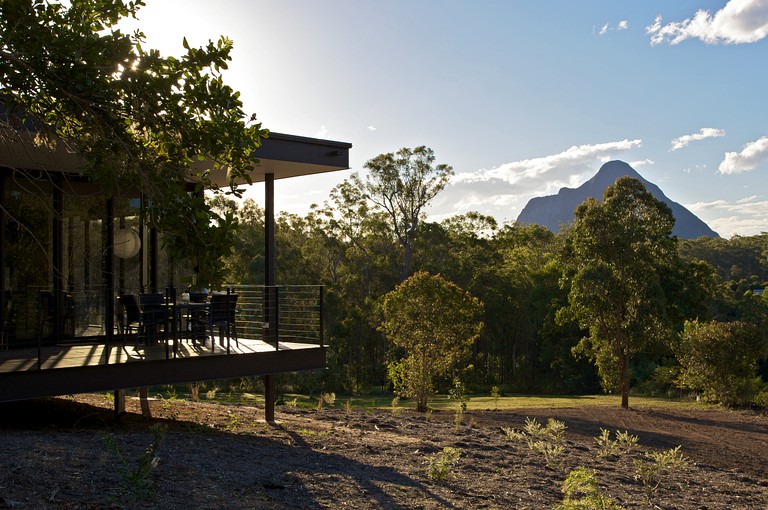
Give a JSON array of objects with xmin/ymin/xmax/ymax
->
[{"xmin": 0, "ymin": 336, "xmax": 326, "ymax": 402}]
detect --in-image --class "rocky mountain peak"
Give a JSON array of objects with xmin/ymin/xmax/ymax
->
[{"xmin": 516, "ymin": 161, "xmax": 719, "ymax": 239}]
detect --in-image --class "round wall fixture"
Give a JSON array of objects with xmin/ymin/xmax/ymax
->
[{"xmin": 114, "ymin": 228, "xmax": 141, "ymax": 259}]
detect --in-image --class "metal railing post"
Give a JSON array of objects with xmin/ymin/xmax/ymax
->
[
  {"xmin": 274, "ymin": 286, "xmax": 279, "ymax": 350},
  {"xmin": 319, "ymin": 285, "xmax": 324, "ymax": 347}
]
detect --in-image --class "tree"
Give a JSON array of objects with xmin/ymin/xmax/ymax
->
[
  {"xmin": 378, "ymin": 271, "xmax": 483, "ymax": 411},
  {"xmin": 558, "ymin": 177, "xmax": 678, "ymax": 408},
  {"xmin": 357, "ymin": 146, "xmax": 453, "ymax": 281},
  {"xmin": 0, "ymin": 0, "xmax": 266, "ymax": 288},
  {"xmin": 677, "ymin": 319, "xmax": 767, "ymax": 407},
  {"xmin": 210, "ymin": 196, "xmax": 265, "ymax": 285}
]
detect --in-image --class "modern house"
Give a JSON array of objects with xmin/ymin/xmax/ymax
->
[{"xmin": 0, "ymin": 122, "xmax": 351, "ymax": 420}]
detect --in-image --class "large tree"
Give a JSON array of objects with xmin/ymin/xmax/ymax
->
[
  {"xmin": 558, "ymin": 177, "xmax": 678, "ymax": 408},
  {"xmin": 378, "ymin": 271, "xmax": 483, "ymax": 411},
  {"xmin": 356, "ymin": 146, "xmax": 453, "ymax": 281},
  {"xmin": 0, "ymin": 0, "xmax": 265, "ymax": 287}
]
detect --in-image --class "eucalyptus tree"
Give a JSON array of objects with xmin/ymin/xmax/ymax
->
[
  {"xmin": 329, "ymin": 178, "xmax": 396, "ymax": 297},
  {"xmin": 210, "ymin": 197, "xmax": 265, "ymax": 285},
  {"xmin": 0, "ymin": 0, "xmax": 265, "ymax": 287},
  {"xmin": 356, "ymin": 146, "xmax": 453, "ymax": 281},
  {"xmin": 558, "ymin": 177, "xmax": 679, "ymax": 408},
  {"xmin": 493, "ymin": 223, "xmax": 561, "ymax": 389},
  {"xmin": 412, "ymin": 213, "xmax": 503, "ymax": 385}
]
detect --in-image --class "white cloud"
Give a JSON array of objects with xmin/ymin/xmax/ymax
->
[
  {"xmin": 647, "ymin": 0, "xmax": 768, "ymax": 45},
  {"xmin": 437, "ymin": 139, "xmax": 642, "ymax": 222},
  {"xmin": 598, "ymin": 20, "xmax": 628, "ymax": 35},
  {"xmin": 718, "ymin": 136, "xmax": 768, "ymax": 174},
  {"xmin": 452, "ymin": 139, "xmax": 642, "ymax": 186},
  {"xmin": 737, "ymin": 195, "xmax": 759, "ymax": 204},
  {"xmin": 630, "ymin": 158, "xmax": 655, "ymax": 167},
  {"xmin": 670, "ymin": 127, "xmax": 726, "ymax": 150},
  {"xmin": 315, "ymin": 125, "xmax": 329, "ymax": 138},
  {"xmin": 686, "ymin": 195, "xmax": 768, "ymax": 237},
  {"xmin": 367, "ymin": 125, "xmax": 377, "ymax": 132}
]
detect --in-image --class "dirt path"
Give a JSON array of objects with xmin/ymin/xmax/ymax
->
[{"xmin": 1, "ymin": 396, "xmax": 766, "ymax": 509}]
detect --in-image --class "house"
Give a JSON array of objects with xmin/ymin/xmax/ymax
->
[{"xmin": 0, "ymin": 123, "xmax": 351, "ymax": 421}]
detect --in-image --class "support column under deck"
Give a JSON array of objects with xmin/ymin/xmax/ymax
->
[{"xmin": 264, "ymin": 173, "xmax": 276, "ymax": 423}]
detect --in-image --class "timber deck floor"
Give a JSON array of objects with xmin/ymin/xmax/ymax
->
[{"xmin": 0, "ymin": 336, "xmax": 319, "ymax": 374}]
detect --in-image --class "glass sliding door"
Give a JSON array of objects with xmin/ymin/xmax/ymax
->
[
  {"xmin": 2, "ymin": 172, "xmax": 54, "ymax": 346},
  {"xmin": 62, "ymin": 180, "xmax": 106, "ymax": 337}
]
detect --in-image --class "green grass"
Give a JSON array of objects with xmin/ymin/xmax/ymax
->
[
  {"xmin": 141, "ymin": 383, "xmax": 718, "ymax": 413},
  {"xmin": 276, "ymin": 393, "xmax": 718, "ymax": 413}
]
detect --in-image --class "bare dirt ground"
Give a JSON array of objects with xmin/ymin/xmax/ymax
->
[{"xmin": 1, "ymin": 394, "xmax": 767, "ymax": 509}]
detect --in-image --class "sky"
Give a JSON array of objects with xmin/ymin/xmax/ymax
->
[{"xmin": 122, "ymin": 0, "xmax": 768, "ymax": 238}]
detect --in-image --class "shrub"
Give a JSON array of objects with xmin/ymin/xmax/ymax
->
[
  {"xmin": 491, "ymin": 386, "xmax": 501, "ymax": 410},
  {"xmin": 633, "ymin": 446, "xmax": 688, "ymax": 505},
  {"xmin": 595, "ymin": 429, "xmax": 639, "ymax": 459},
  {"xmin": 102, "ymin": 424, "xmax": 167, "ymax": 504},
  {"xmin": 427, "ymin": 447, "xmax": 462, "ymax": 481},
  {"xmin": 677, "ymin": 320, "xmax": 767, "ymax": 407},
  {"xmin": 555, "ymin": 467, "xmax": 624, "ymax": 510},
  {"xmin": 503, "ymin": 417, "xmax": 567, "ymax": 468}
]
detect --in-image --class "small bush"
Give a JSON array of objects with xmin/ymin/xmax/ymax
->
[
  {"xmin": 391, "ymin": 396, "xmax": 403, "ymax": 415},
  {"xmin": 102, "ymin": 424, "xmax": 167, "ymax": 504},
  {"xmin": 595, "ymin": 429, "xmax": 639, "ymax": 459},
  {"xmin": 633, "ymin": 445, "xmax": 688, "ymax": 505},
  {"xmin": 448, "ymin": 377, "xmax": 469, "ymax": 413},
  {"xmin": 490, "ymin": 385, "xmax": 501, "ymax": 410},
  {"xmin": 427, "ymin": 447, "xmax": 462, "ymax": 481},
  {"xmin": 532, "ymin": 441, "xmax": 566, "ymax": 468},
  {"xmin": 316, "ymin": 392, "xmax": 336, "ymax": 411},
  {"xmin": 503, "ymin": 417, "xmax": 568, "ymax": 468},
  {"xmin": 555, "ymin": 467, "xmax": 625, "ymax": 510}
]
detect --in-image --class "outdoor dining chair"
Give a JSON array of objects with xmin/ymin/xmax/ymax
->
[
  {"xmin": 139, "ymin": 293, "xmax": 168, "ymax": 344},
  {"xmin": 208, "ymin": 293, "xmax": 238, "ymax": 351},
  {"xmin": 116, "ymin": 294, "xmax": 142, "ymax": 345}
]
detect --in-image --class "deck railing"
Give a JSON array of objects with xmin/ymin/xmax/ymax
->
[
  {"xmin": 229, "ymin": 285, "xmax": 324, "ymax": 348},
  {"xmin": 0, "ymin": 284, "xmax": 324, "ymax": 371}
]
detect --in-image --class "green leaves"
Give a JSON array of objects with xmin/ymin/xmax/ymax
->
[
  {"xmin": 1, "ymin": 1, "xmax": 266, "ymax": 287},
  {"xmin": 378, "ymin": 271, "xmax": 483, "ymax": 411},
  {"xmin": 559, "ymin": 177, "xmax": 680, "ymax": 406},
  {"xmin": 677, "ymin": 319, "xmax": 766, "ymax": 406},
  {"xmin": 361, "ymin": 146, "xmax": 454, "ymax": 280}
]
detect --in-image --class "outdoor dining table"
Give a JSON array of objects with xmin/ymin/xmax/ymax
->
[{"xmin": 169, "ymin": 300, "xmax": 211, "ymax": 357}]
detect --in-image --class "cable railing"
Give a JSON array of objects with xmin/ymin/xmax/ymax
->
[
  {"xmin": 229, "ymin": 285, "xmax": 324, "ymax": 348},
  {"xmin": 0, "ymin": 284, "xmax": 324, "ymax": 372}
]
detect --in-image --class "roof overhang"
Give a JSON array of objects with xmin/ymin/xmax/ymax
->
[
  {"xmin": 0, "ymin": 127, "xmax": 352, "ymax": 183},
  {"xmin": 0, "ymin": 129, "xmax": 81, "ymax": 173},
  {"xmin": 210, "ymin": 132, "xmax": 351, "ymax": 186}
]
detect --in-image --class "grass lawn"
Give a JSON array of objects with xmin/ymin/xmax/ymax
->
[{"xmin": 144, "ymin": 382, "xmax": 715, "ymax": 413}]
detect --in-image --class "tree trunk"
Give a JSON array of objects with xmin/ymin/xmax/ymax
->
[
  {"xmin": 402, "ymin": 242, "xmax": 412, "ymax": 281},
  {"xmin": 620, "ymin": 353, "xmax": 630, "ymax": 409}
]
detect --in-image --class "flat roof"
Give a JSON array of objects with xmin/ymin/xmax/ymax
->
[
  {"xmin": 209, "ymin": 132, "xmax": 352, "ymax": 185},
  {"xmin": 0, "ymin": 126, "xmax": 352, "ymax": 183}
]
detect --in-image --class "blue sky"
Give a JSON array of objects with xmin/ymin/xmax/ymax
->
[{"xmin": 125, "ymin": 0, "xmax": 768, "ymax": 238}]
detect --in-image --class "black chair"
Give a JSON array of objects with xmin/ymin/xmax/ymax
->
[
  {"xmin": 139, "ymin": 293, "xmax": 168, "ymax": 344},
  {"xmin": 116, "ymin": 294, "xmax": 142, "ymax": 344},
  {"xmin": 37, "ymin": 290, "xmax": 75, "ymax": 345},
  {"xmin": 189, "ymin": 292, "xmax": 208, "ymax": 303},
  {"xmin": 208, "ymin": 293, "xmax": 238, "ymax": 351}
]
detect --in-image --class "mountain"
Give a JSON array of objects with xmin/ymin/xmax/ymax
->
[{"xmin": 516, "ymin": 160, "xmax": 719, "ymax": 239}]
